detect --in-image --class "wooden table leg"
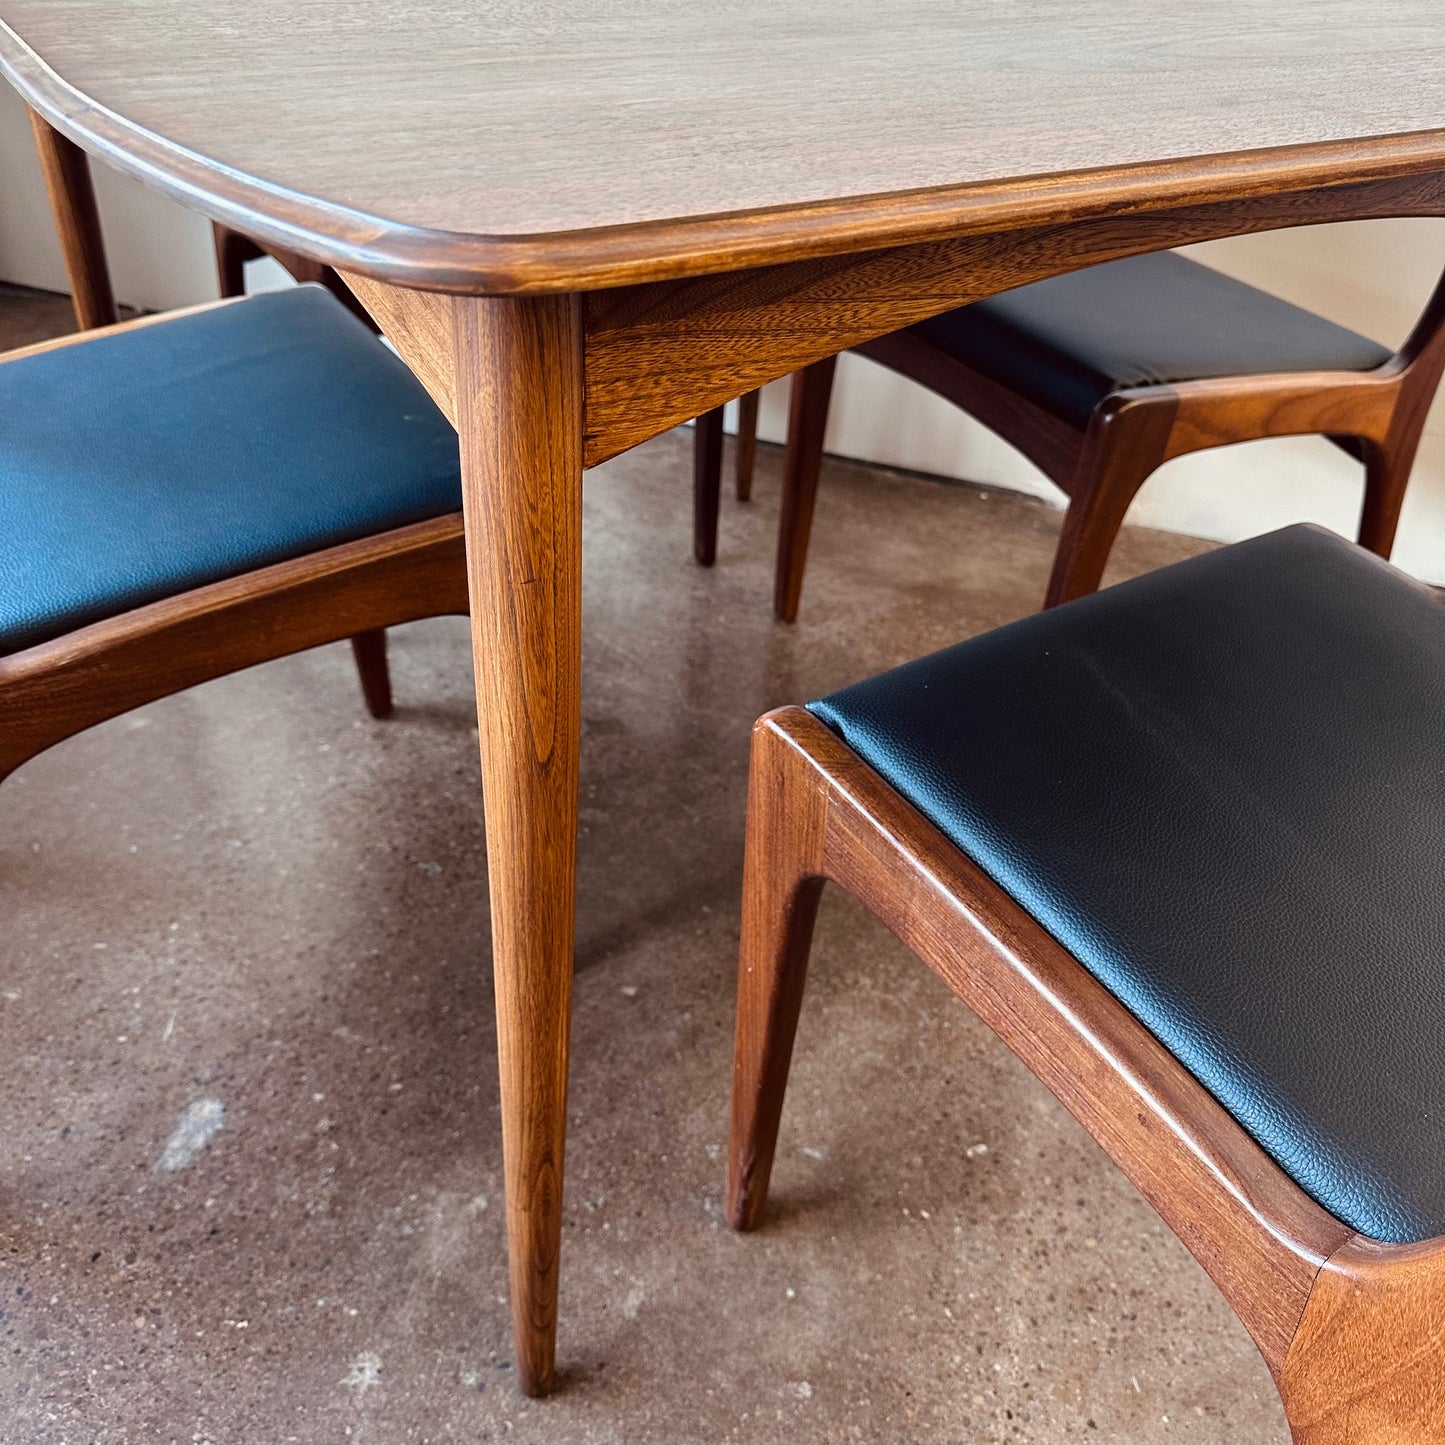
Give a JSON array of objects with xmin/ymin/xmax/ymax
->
[{"xmin": 453, "ymin": 293, "xmax": 584, "ymax": 1397}]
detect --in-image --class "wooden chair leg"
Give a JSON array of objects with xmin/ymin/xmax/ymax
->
[
  {"xmin": 731, "ymin": 706, "xmax": 1445, "ymax": 1441},
  {"xmin": 350, "ymin": 628, "xmax": 394, "ymax": 719},
  {"xmin": 27, "ymin": 108, "xmax": 118, "ymax": 331},
  {"xmin": 211, "ymin": 223, "xmax": 260, "ymax": 299},
  {"xmin": 736, "ymin": 388, "xmax": 761, "ymax": 501},
  {"xmin": 774, "ymin": 357, "xmax": 838, "ymax": 623},
  {"xmin": 693, "ymin": 406, "xmax": 726, "ymax": 566},
  {"xmin": 1044, "ymin": 400, "xmax": 1176, "ymax": 608},
  {"xmin": 1356, "ymin": 432, "xmax": 1424, "ymax": 560},
  {"xmin": 727, "ymin": 717, "xmax": 828, "ymax": 1230}
]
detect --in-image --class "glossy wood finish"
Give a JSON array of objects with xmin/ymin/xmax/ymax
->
[
  {"xmin": 1049, "ymin": 262, "xmax": 1445, "ymax": 605},
  {"xmin": 10, "ymin": 1, "xmax": 1445, "ymax": 1402},
  {"xmin": 1281, "ymin": 1235, "xmax": 1445, "ymax": 1440},
  {"xmin": 26, "ymin": 104, "xmax": 117, "ymax": 329},
  {"xmin": 453, "ymin": 291, "xmax": 585, "ymax": 1398},
  {"xmin": 352, "ymin": 273, "xmax": 586, "ymax": 1394},
  {"xmin": 5, "ymin": 6, "xmax": 1445, "ymax": 292},
  {"xmin": 213, "ymin": 222, "xmax": 380, "ymax": 330},
  {"xmin": 729, "ymin": 706, "xmax": 1445, "ymax": 1436},
  {"xmin": 1044, "ymin": 394, "xmax": 1184, "ymax": 606},
  {"xmin": 340, "ymin": 272, "xmax": 458, "ymax": 421}
]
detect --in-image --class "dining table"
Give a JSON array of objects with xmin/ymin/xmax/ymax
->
[{"xmin": 3, "ymin": 0, "xmax": 1444, "ymax": 1400}]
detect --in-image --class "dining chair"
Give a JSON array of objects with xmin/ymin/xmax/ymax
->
[
  {"xmin": 3, "ymin": 120, "xmax": 469, "ymax": 784},
  {"xmin": 728, "ymin": 523, "xmax": 1445, "ymax": 1440},
  {"xmin": 700, "ymin": 249, "xmax": 1445, "ymax": 619},
  {"xmin": 25, "ymin": 108, "xmax": 462, "ymax": 720}
]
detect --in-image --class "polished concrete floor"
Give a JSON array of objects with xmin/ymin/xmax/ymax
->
[{"xmin": 0, "ymin": 288, "xmax": 1286, "ymax": 1443}]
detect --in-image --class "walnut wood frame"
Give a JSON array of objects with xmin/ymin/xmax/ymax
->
[
  {"xmin": 728, "ymin": 705, "xmax": 1445, "ymax": 1441},
  {"xmin": 211, "ymin": 220, "xmax": 381, "ymax": 331},
  {"xmin": 212, "ymin": 216, "xmax": 744, "ymax": 587},
  {"xmin": 8, "ymin": 16, "xmax": 1445, "ymax": 1396},
  {"xmin": 765, "ymin": 259, "xmax": 1445, "ymax": 619}
]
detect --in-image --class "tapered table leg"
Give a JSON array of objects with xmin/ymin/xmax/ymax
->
[{"xmin": 453, "ymin": 293, "xmax": 584, "ymax": 1397}]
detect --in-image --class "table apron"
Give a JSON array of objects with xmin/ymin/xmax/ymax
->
[{"xmin": 580, "ymin": 169, "xmax": 1445, "ymax": 466}]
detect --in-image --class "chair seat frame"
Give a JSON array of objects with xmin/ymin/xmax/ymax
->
[
  {"xmin": 728, "ymin": 705, "xmax": 1445, "ymax": 1441},
  {"xmin": 0, "ymin": 509, "xmax": 468, "ymax": 783}
]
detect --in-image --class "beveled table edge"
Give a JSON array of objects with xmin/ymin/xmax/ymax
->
[{"xmin": 6, "ymin": 20, "xmax": 1445, "ymax": 297}]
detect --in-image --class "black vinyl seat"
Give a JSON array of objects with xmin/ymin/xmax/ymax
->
[
  {"xmin": 0, "ymin": 284, "xmax": 462, "ymax": 655},
  {"xmin": 810, "ymin": 525, "xmax": 1445, "ymax": 1244},
  {"xmin": 912, "ymin": 250, "xmax": 1394, "ymax": 429}
]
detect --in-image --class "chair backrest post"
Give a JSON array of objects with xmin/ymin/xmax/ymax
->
[
  {"xmin": 26, "ymin": 109, "xmax": 120, "ymax": 332},
  {"xmin": 1392, "ymin": 264, "xmax": 1445, "ymax": 387}
]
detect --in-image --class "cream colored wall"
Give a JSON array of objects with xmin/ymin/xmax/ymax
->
[
  {"xmin": 4, "ymin": 83, "xmax": 1444, "ymax": 580},
  {"xmin": 0, "ymin": 83, "xmax": 219, "ymax": 311}
]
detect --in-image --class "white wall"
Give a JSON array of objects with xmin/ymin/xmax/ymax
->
[
  {"xmin": 0, "ymin": 83, "xmax": 219, "ymax": 310},
  {"xmin": 5, "ymin": 82, "xmax": 1444, "ymax": 580}
]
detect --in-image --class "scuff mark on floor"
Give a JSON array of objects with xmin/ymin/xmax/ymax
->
[
  {"xmin": 154, "ymin": 1098, "xmax": 225, "ymax": 1172},
  {"xmin": 341, "ymin": 1352, "xmax": 382, "ymax": 1396}
]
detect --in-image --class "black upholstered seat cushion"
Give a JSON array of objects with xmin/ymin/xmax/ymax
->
[
  {"xmin": 0, "ymin": 285, "xmax": 462, "ymax": 655},
  {"xmin": 811, "ymin": 526, "xmax": 1445, "ymax": 1244},
  {"xmin": 911, "ymin": 251, "xmax": 1393, "ymax": 430}
]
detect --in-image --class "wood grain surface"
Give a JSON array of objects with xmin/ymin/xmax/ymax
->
[
  {"xmin": 1280, "ymin": 1234, "xmax": 1445, "ymax": 1440},
  {"xmin": 3, "ymin": 2, "xmax": 1444, "ymax": 290},
  {"xmin": 450, "ymin": 291, "xmax": 586, "ymax": 1397}
]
